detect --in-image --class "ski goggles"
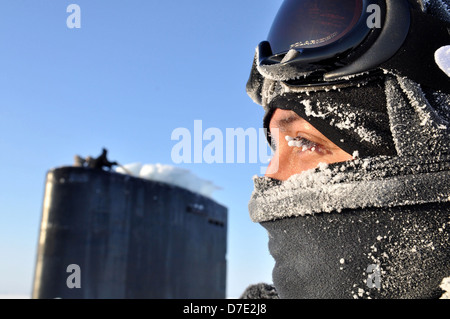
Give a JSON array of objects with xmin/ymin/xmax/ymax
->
[
  {"xmin": 267, "ymin": 0, "xmax": 371, "ymax": 55},
  {"xmin": 254, "ymin": 0, "xmax": 450, "ymax": 92}
]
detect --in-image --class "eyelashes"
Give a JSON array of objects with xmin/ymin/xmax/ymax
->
[
  {"xmin": 269, "ymin": 132, "xmax": 318, "ymax": 152},
  {"xmin": 285, "ymin": 135, "xmax": 318, "ymax": 152}
]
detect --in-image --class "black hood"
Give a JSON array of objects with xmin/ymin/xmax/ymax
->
[{"xmin": 247, "ymin": 75, "xmax": 450, "ymax": 299}]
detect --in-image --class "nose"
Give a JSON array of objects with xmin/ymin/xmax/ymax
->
[{"xmin": 264, "ymin": 134, "xmax": 299, "ymax": 181}]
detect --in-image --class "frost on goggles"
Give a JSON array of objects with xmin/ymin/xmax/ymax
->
[{"xmin": 267, "ymin": 0, "xmax": 364, "ymax": 53}]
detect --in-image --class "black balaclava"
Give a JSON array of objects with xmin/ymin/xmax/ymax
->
[
  {"xmin": 243, "ymin": 0, "xmax": 450, "ymax": 299},
  {"xmin": 262, "ymin": 76, "xmax": 398, "ymax": 157}
]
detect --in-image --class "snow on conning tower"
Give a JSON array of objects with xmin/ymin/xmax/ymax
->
[{"xmin": 32, "ymin": 159, "xmax": 227, "ymax": 299}]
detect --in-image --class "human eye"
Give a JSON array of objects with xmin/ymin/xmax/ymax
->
[{"xmin": 285, "ymin": 134, "xmax": 319, "ymax": 152}]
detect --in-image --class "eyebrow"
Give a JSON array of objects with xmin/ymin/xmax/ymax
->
[{"xmin": 272, "ymin": 114, "xmax": 301, "ymax": 132}]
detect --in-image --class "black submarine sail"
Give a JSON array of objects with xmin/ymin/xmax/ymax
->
[{"xmin": 32, "ymin": 150, "xmax": 227, "ymax": 299}]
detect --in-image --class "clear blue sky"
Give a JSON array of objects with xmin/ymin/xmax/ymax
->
[{"xmin": 0, "ymin": 1, "xmax": 284, "ymax": 298}]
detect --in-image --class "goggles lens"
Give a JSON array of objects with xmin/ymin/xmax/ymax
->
[{"xmin": 267, "ymin": 0, "xmax": 364, "ymax": 53}]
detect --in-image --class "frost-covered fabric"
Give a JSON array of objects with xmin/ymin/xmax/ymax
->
[
  {"xmin": 247, "ymin": 76, "xmax": 450, "ymax": 299},
  {"xmin": 245, "ymin": 0, "xmax": 450, "ymax": 300},
  {"xmin": 247, "ymin": 75, "xmax": 450, "ymax": 298},
  {"xmin": 261, "ymin": 203, "xmax": 449, "ymax": 299},
  {"xmin": 425, "ymin": 0, "xmax": 450, "ymax": 23},
  {"xmin": 249, "ymin": 76, "xmax": 450, "ymax": 222},
  {"xmin": 240, "ymin": 283, "xmax": 279, "ymax": 299},
  {"xmin": 260, "ymin": 77, "xmax": 398, "ymax": 157}
]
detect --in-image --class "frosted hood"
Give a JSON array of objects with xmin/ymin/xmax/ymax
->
[
  {"xmin": 247, "ymin": 75, "xmax": 450, "ymax": 299},
  {"xmin": 249, "ymin": 75, "xmax": 450, "ymax": 222}
]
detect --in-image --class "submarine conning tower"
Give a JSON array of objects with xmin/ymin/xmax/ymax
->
[{"xmin": 32, "ymin": 166, "xmax": 227, "ymax": 299}]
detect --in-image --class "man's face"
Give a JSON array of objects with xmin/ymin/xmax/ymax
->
[{"xmin": 266, "ymin": 108, "xmax": 354, "ymax": 181}]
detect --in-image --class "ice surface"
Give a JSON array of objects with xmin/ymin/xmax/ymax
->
[
  {"xmin": 115, "ymin": 163, "xmax": 220, "ymax": 199},
  {"xmin": 435, "ymin": 45, "xmax": 450, "ymax": 77}
]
